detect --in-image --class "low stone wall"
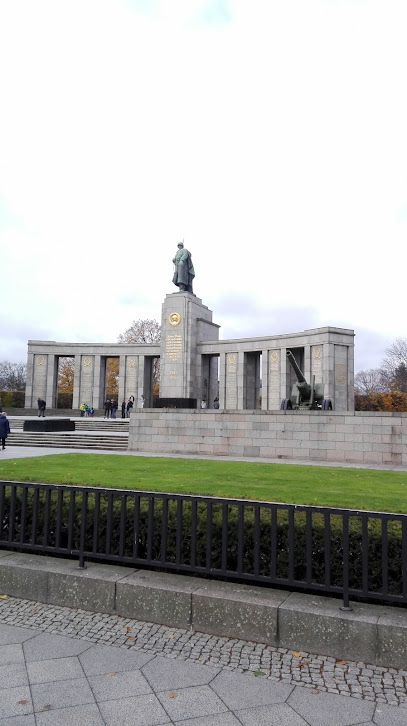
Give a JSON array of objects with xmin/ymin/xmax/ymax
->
[
  {"xmin": 0, "ymin": 551, "xmax": 406, "ymax": 669},
  {"xmin": 128, "ymin": 410, "xmax": 407, "ymax": 466}
]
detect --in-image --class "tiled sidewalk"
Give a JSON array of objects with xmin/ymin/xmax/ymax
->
[{"xmin": 0, "ymin": 596, "xmax": 406, "ymax": 725}]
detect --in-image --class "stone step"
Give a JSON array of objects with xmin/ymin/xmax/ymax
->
[
  {"xmin": 9, "ymin": 419, "xmax": 130, "ymax": 432},
  {"xmin": 7, "ymin": 432, "xmax": 128, "ymax": 450}
]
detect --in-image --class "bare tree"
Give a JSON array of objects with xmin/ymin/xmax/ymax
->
[
  {"xmin": 354, "ymin": 368, "xmax": 387, "ymax": 395},
  {"xmin": 0, "ymin": 361, "xmax": 27, "ymax": 390},
  {"xmin": 118, "ymin": 319, "xmax": 161, "ymax": 344},
  {"xmin": 118, "ymin": 319, "xmax": 161, "ymax": 384},
  {"xmin": 382, "ymin": 338, "xmax": 407, "ymax": 376}
]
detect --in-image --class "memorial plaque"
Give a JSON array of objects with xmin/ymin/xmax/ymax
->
[
  {"xmin": 166, "ymin": 335, "xmax": 182, "ymax": 361},
  {"xmin": 335, "ymin": 363, "xmax": 346, "ymax": 385}
]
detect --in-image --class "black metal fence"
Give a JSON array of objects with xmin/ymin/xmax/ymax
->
[{"xmin": 0, "ymin": 480, "xmax": 406, "ymax": 608}]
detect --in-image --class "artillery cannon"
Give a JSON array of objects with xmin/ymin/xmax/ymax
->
[{"xmin": 280, "ymin": 350, "xmax": 333, "ymax": 410}]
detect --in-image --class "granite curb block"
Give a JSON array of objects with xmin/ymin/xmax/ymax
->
[{"xmin": 0, "ymin": 551, "xmax": 406, "ymax": 669}]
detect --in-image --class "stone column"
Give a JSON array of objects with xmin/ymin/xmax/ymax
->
[
  {"xmin": 280, "ymin": 347, "xmax": 288, "ymax": 401},
  {"xmin": 45, "ymin": 354, "xmax": 58, "ymax": 409},
  {"xmin": 219, "ymin": 352, "xmax": 226, "ymax": 409},
  {"xmin": 72, "ymin": 355, "xmax": 82, "ymax": 410},
  {"xmin": 118, "ymin": 355, "xmax": 126, "ymax": 410},
  {"xmin": 32, "ymin": 354, "xmax": 48, "ymax": 404},
  {"xmin": 79, "ymin": 355, "xmax": 94, "ymax": 408},
  {"xmin": 268, "ymin": 349, "xmax": 282, "ymax": 410},
  {"xmin": 25, "ymin": 352, "xmax": 35, "ymax": 407},
  {"xmin": 92, "ymin": 356, "xmax": 103, "ymax": 409}
]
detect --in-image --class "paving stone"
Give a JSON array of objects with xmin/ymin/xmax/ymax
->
[
  {"xmin": 211, "ymin": 669, "xmax": 294, "ymax": 710},
  {"xmin": 288, "ymin": 686, "xmax": 375, "ymax": 725},
  {"xmin": 0, "ymin": 644, "xmax": 25, "ymax": 666},
  {"xmin": 236, "ymin": 702, "xmax": 309, "ymax": 725},
  {"xmin": 0, "ymin": 716, "xmax": 36, "ymax": 726},
  {"xmin": 22, "ymin": 633, "xmax": 91, "ymax": 662},
  {"xmin": 374, "ymin": 703, "xmax": 407, "ymax": 725},
  {"xmin": 0, "ymin": 662, "xmax": 29, "ymax": 690},
  {"xmin": 171, "ymin": 714, "xmax": 241, "ymax": 725},
  {"xmin": 0, "ymin": 686, "xmax": 33, "ymax": 720},
  {"xmin": 142, "ymin": 653, "xmax": 220, "ymax": 690},
  {"xmin": 157, "ymin": 684, "xmax": 227, "ymax": 721},
  {"xmin": 99, "ymin": 693, "xmax": 170, "ymax": 726},
  {"xmin": 27, "ymin": 656, "xmax": 84, "ymax": 684},
  {"xmin": 35, "ymin": 704, "xmax": 105, "ymax": 726},
  {"xmin": 0, "ymin": 623, "xmax": 37, "ymax": 645},
  {"xmin": 79, "ymin": 642, "xmax": 154, "ymax": 676},
  {"xmin": 88, "ymin": 669, "xmax": 152, "ymax": 702},
  {"xmin": 31, "ymin": 677, "xmax": 95, "ymax": 712}
]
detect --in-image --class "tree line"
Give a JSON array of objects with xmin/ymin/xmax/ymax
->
[{"xmin": 355, "ymin": 339, "xmax": 407, "ymax": 411}]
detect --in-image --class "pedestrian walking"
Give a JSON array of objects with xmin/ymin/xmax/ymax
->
[{"xmin": 0, "ymin": 412, "xmax": 10, "ymax": 450}]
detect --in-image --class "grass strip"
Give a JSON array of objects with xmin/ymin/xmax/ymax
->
[{"xmin": 0, "ymin": 453, "xmax": 406, "ymax": 513}]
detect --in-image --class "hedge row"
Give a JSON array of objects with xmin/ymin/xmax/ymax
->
[
  {"xmin": 0, "ymin": 390, "xmax": 25, "ymax": 408},
  {"xmin": 0, "ymin": 486, "xmax": 403, "ymax": 598}
]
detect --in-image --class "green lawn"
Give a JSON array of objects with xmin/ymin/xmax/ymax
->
[{"xmin": 0, "ymin": 453, "xmax": 406, "ymax": 513}]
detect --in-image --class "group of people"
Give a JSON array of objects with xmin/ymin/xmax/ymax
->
[
  {"xmin": 104, "ymin": 398, "xmax": 118, "ymax": 419},
  {"xmin": 201, "ymin": 397, "xmax": 219, "ymax": 409},
  {"xmin": 80, "ymin": 403, "xmax": 94, "ymax": 417}
]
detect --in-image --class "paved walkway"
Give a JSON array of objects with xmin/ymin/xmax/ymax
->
[{"xmin": 1, "ymin": 596, "xmax": 406, "ymax": 726}]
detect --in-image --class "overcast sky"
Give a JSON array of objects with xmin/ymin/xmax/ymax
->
[{"xmin": 1, "ymin": 0, "xmax": 406, "ymax": 373}]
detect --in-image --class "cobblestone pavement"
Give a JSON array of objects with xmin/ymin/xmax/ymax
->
[{"xmin": 1, "ymin": 595, "xmax": 406, "ymax": 711}]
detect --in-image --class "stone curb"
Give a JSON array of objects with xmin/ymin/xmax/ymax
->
[{"xmin": 0, "ymin": 550, "xmax": 406, "ymax": 670}]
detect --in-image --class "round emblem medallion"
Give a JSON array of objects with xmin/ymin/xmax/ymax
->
[
  {"xmin": 270, "ymin": 351, "xmax": 279, "ymax": 362},
  {"xmin": 228, "ymin": 354, "xmax": 236, "ymax": 365},
  {"xmin": 314, "ymin": 347, "xmax": 321, "ymax": 359},
  {"xmin": 83, "ymin": 356, "xmax": 91, "ymax": 367},
  {"xmin": 169, "ymin": 312, "xmax": 181, "ymax": 326},
  {"xmin": 37, "ymin": 356, "xmax": 45, "ymax": 366},
  {"xmin": 128, "ymin": 357, "xmax": 136, "ymax": 367}
]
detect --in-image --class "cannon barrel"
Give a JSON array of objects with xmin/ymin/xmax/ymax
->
[{"xmin": 286, "ymin": 350, "xmax": 307, "ymax": 384}]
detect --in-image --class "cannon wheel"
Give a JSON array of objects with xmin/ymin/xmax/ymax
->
[
  {"xmin": 322, "ymin": 398, "xmax": 333, "ymax": 410},
  {"xmin": 280, "ymin": 398, "xmax": 292, "ymax": 410}
]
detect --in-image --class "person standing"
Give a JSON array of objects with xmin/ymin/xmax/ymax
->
[
  {"xmin": 104, "ymin": 398, "xmax": 111, "ymax": 419},
  {"xmin": 38, "ymin": 398, "xmax": 46, "ymax": 417},
  {"xmin": 126, "ymin": 397, "xmax": 133, "ymax": 417},
  {"xmin": 0, "ymin": 412, "xmax": 10, "ymax": 450},
  {"xmin": 213, "ymin": 396, "xmax": 220, "ymax": 409},
  {"xmin": 111, "ymin": 399, "xmax": 117, "ymax": 419},
  {"xmin": 121, "ymin": 399, "xmax": 126, "ymax": 419}
]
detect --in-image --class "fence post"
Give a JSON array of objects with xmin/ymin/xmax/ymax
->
[
  {"xmin": 340, "ymin": 511, "xmax": 353, "ymax": 611},
  {"xmin": 78, "ymin": 491, "xmax": 88, "ymax": 569}
]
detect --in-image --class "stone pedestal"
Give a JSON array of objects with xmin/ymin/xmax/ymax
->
[{"xmin": 159, "ymin": 292, "xmax": 219, "ymax": 404}]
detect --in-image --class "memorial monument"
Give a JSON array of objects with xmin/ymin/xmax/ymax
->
[{"xmin": 24, "ymin": 242, "xmax": 354, "ymax": 412}]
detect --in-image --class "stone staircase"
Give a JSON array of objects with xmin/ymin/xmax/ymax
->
[{"xmin": 7, "ymin": 418, "xmax": 129, "ymax": 450}]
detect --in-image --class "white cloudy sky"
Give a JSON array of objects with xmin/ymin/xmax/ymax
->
[{"xmin": 1, "ymin": 0, "xmax": 406, "ymax": 372}]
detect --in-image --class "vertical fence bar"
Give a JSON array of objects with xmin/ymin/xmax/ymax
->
[
  {"xmin": 237, "ymin": 502, "xmax": 244, "ymax": 576},
  {"xmin": 42, "ymin": 488, "xmax": 51, "ymax": 548},
  {"xmin": 176, "ymin": 498, "xmax": 183, "ymax": 566},
  {"xmin": 221, "ymin": 501, "xmax": 228, "ymax": 573},
  {"xmin": 55, "ymin": 488, "xmax": 64, "ymax": 551},
  {"xmin": 306, "ymin": 509, "xmax": 313, "ymax": 585},
  {"xmin": 93, "ymin": 491, "xmax": 101, "ymax": 555},
  {"xmin": 105, "ymin": 491, "xmax": 113, "ymax": 556},
  {"xmin": 161, "ymin": 496, "xmax": 168, "ymax": 564},
  {"xmin": 324, "ymin": 511, "xmax": 331, "ymax": 589},
  {"xmin": 31, "ymin": 486, "xmax": 40, "ymax": 546},
  {"xmin": 382, "ymin": 516, "xmax": 389, "ymax": 599},
  {"xmin": 288, "ymin": 507, "xmax": 294, "ymax": 584},
  {"xmin": 253, "ymin": 504, "xmax": 260, "ymax": 578},
  {"xmin": 119, "ymin": 494, "xmax": 127, "ymax": 559},
  {"xmin": 341, "ymin": 511, "xmax": 352, "ymax": 610},
  {"xmin": 361, "ymin": 513, "xmax": 369, "ymax": 596},
  {"xmin": 270, "ymin": 506, "xmax": 277, "ymax": 581},
  {"xmin": 402, "ymin": 518, "xmax": 407, "ymax": 604},
  {"xmin": 67, "ymin": 489, "xmax": 75, "ymax": 552},
  {"xmin": 190, "ymin": 499, "xmax": 197, "ymax": 569},
  {"xmin": 0, "ymin": 483, "xmax": 4, "ymax": 541},
  {"xmin": 147, "ymin": 495, "xmax": 154, "ymax": 563},
  {"xmin": 133, "ymin": 494, "xmax": 140, "ymax": 561},
  {"xmin": 20, "ymin": 486, "xmax": 28, "ymax": 544},
  {"xmin": 206, "ymin": 501, "xmax": 212, "ymax": 571},
  {"xmin": 8, "ymin": 483, "xmax": 17, "ymax": 543},
  {"xmin": 78, "ymin": 491, "xmax": 88, "ymax": 568}
]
